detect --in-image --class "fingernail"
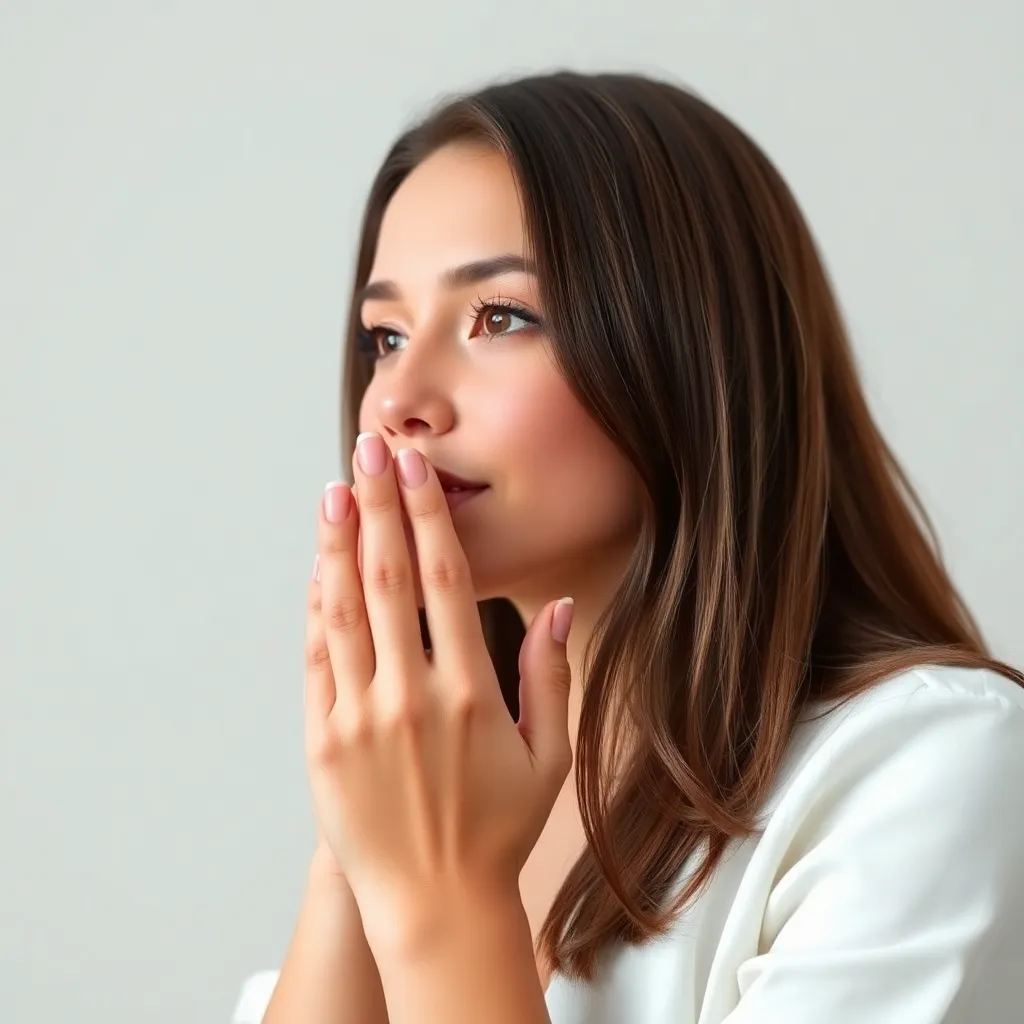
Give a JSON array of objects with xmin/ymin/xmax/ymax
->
[
  {"xmin": 551, "ymin": 597, "xmax": 574, "ymax": 645},
  {"xmin": 356, "ymin": 431, "xmax": 388, "ymax": 476},
  {"xmin": 323, "ymin": 481, "xmax": 352, "ymax": 523},
  {"xmin": 312, "ymin": 553, "xmax": 320, "ymax": 582},
  {"xmin": 397, "ymin": 448, "xmax": 427, "ymax": 488}
]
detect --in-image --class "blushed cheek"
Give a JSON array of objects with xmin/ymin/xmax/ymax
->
[
  {"xmin": 512, "ymin": 374, "xmax": 608, "ymax": 474},
  {"xmin": 499, "ymin": 370, "xmax": 638, "ymax": 522}
]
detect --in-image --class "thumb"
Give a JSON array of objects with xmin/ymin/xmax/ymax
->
[{"xmin": 517, "ymin": 597, "xmax": 574, "ymax": 765}]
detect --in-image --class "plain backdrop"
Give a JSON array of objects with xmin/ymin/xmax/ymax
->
[{"xmin": 1, "ymin": 1, "xmax": 1021, "ymax": 1021}]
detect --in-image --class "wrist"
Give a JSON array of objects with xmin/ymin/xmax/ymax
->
[
  {"xmin": 368, "ymin": 878, "xmax": 529, "ymax": 970},
  {"xmin": 307, "ymin": 843, "xmax": 348, "ymax": 885},
  {"xmin": 306, "ymin": 850, "xmax": 361, "ymax": 914},
  {"xmin": 368, "ymin": 883, "xmax": 549, "ymax": 1024}
]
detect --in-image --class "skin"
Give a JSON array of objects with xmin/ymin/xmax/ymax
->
[
  {"xmin": 357, "ymin": 141, "xmax": 643, "ymax": 756},
  {"xmin": 355, "ymin": 142, "xmax": 644, "ymax": 968},
  {"xmin": 267, "ymin": 142, "xmax": 645, "ymax": 1024},
  {"xmin": 308, "ymin": 441, "xmax": 574, "ymax": 1023}
]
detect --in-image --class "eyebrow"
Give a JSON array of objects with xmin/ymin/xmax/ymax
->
[{"xmin": 356, "ymin": 254, "xmax": 535, "ymax": 307}]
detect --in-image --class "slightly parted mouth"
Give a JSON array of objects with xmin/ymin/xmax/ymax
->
[{"xmin": 433, "ymin": 467, "xmax": 489, "ymax": 492}]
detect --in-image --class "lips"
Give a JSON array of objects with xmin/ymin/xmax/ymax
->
[
  {"xmin": 444, "ymin": 488, "xmax": 485, "ymax": 510},
  {"xmin": 431, "ymin": 466, "xmax": 488, "ymax": 512},
  {"xmin": 434, "ymin": 467, "xmax": 489, "ymax": 494}
]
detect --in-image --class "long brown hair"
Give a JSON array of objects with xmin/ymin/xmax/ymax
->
[{"xmin": 339, "ymin": 71, "xmax": 1023, "ymax": 980}]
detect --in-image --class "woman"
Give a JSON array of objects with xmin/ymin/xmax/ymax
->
[{"xmin": 237, "ymin": 71, "xmax": 1024, "ymax": 1023}]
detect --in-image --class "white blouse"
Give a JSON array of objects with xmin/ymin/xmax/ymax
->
[{"xmin": 233, "ymin": 664, "xmax": 1024, "ymax": 1023}]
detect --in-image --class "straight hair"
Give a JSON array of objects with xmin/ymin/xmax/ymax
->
[{"xmin": 339, "ymin": 71, "xmax": 1022, "ymax": 979}]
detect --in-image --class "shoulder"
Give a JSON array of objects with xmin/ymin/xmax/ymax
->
[
  {"xmin": 768, "ymin": 663, "xmax": 1024, "ymax": 834},
  {"xmin": 808, "ymin": 661, "xmax": 1024, "ymax": 731},
  {"xmin": 761, "ymin": 663, "xmax": 1024, "ymax": 943},
  {"xmin": 726, "ymin": 665, "xmax": 1024, "ymax": 1019},
  {"xmin": 835, "ymin": 661, "xmax": 1024, "ymax": 716},
  {"xmin": 777, "ymin": 662, "xmax": 1024, "ymax": 798}
]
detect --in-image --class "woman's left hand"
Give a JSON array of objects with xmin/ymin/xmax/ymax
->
[{"xmin": 305, "ymin": 431, "xmax": 575, "ymax": 957}]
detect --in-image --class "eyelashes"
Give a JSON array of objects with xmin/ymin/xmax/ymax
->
[
  {"xmin": 354, "ymin": 325, "xmax": 388, "ymax": 361},
  {"xmin": 465, "ymin": 295, "xmax": 539, "ymax": 329},
  {"xmin": 356, "ymin": 297, "xmax": 542, "ymax": 363}
]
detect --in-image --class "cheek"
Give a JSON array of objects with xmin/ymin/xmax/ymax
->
[{"xmin": 496, "ymin": 372, "xmax": 639, "ymax": 528}]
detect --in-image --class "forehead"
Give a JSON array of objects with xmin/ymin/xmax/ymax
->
[{"xmin": 371, "ymin": 143, "xmax": 527, "ymax": 280}]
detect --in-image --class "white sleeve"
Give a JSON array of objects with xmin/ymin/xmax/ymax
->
[
  {"xmin": 723, "ymin": 675, "xmax": 1024, "ymax": 1023},
  {"xmin": 231, "ymin": 970, "xmax": 279, "ymax": 1024}
]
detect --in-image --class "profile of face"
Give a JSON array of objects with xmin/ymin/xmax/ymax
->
[{"xmin": 356, "ymin": 142, "xmax": 642, "ymax": 617}]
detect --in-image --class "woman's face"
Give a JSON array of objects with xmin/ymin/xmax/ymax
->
[{"xmin": 356, "ymin": 142, "xmax": 641, "ymax": 616}]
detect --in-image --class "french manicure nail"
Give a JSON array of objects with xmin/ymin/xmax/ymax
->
[
  {"xmin": 397, "ymin": 448, "xmax": 427, "ymax": 488},
  {"xmin": 551, "ymin": 597, "xmax": 574, "ymax": 644},
  {"xmin": 323, "ymin": 481, "xmax": 351, "ymax": 523},
  {"xmin": 356, "ymin": 431, "xmax": 389, "ymax": 476}
]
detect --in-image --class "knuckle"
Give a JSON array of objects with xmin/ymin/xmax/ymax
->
[
  {"xmin": 325, "ymin": 596, "xmax": 366, "ymax": 634},
  {"xmin": 335, "ymin": 706, "xmax": 373, "ymax": 745},
  {"xmin": 306, "ymin": 722, "xmax": 342, "ymax": 766},
  {"xmin": 370, "ymin": 557, "xmax": 409, "ymax": 595},
  {"xmin": 321, "ymin": 530, "xmax": 354, "ymax": 558},
  {"xmin": 305, "ymin": 638, "xmax": 332, "ymax": 673},
  {"xmin": 410, "ymin": 500, "xmax": 446, "ymax": 525},
  {"xmin": 550, "ymin": 661, "xmax": 572, "ymax": 691},
  {"xmin": 377, "ymin": 693, "xmax": 426, "ymax": 733},
  {"xmin": 423, "ymin": 557, "xmax": 469, "ymax": 594},
  {"xmin": 448, "ymin": 684, "xmax": 482, "ymax": 719},
  {"xmin": 360, "ymin": 488, "xmax": 399, "ymax": 515}
]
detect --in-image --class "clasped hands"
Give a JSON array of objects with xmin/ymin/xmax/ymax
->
[{"xmin": 304, "ymin": 430, "xmax": 575, "ymax": 958}]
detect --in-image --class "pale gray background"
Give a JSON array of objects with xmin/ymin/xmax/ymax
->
[{"xmin": 1, "ymin": 1, "xmax": 1021, "ymax": 1021}]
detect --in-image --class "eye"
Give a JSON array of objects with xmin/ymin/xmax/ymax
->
[
  {"xmin": 356, "ymin": 326, "xmax": 407, "ymax": 362},
  {"xmin": 355, "ymin": 300, "xmax": 541, "ymax": 364},
  {"xmin": 469, "ymin": 300, "xmax": 540, "ymax": 339}
]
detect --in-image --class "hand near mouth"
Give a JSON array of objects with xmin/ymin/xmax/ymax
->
[
  {"xmin": 305, "ymin": 431, "xmax": 575, "ymax": 973},
  {"xmin": 348, "ymin": 453, "xmax": 488, "ymax": 611}
]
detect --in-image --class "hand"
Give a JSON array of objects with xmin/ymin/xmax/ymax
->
[
  {"xmin": 305, "ymin": 480, "xmax": 423, "ymax": 884},
  {"xmin": 305, "ymin": 484, "xmax": 355, "ymax": 887},
  {"xmin": 305, "ymin": 480, "xmax": 408, "ymax": 884},
  {"xmin": 305, "ymin": 481, "xmax": 423, "ymax": 893},
  {"xmin": 304, "ymin": 432, "xmax": 575, "ymax": 955}
]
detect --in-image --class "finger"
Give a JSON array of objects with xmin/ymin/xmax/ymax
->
[
  {"xmin": 394, "ymin": 447, "xmax": 489, "ymax": 678},
  {"xmin": 354, "ymin": 482, "xmax": 425, "ymax": 612},
  {"xmin": 517, "ymin": 598, "xmax": 574, "ymax": 768},
  {"xmin": 318, "ymin": 480, "xmax": 375, "ymax": 706},
  {"xmin": 352, "ymin": 432, "xmax": 425, "ymax": 674},
  {"xmin": 304, "ymin": 554, "xmax": 336, "ymax": 725}
]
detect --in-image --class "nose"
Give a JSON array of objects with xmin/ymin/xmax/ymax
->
[{"xmin": 370, "ymin": 354, "xmax": 456, "ymax": 443}]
